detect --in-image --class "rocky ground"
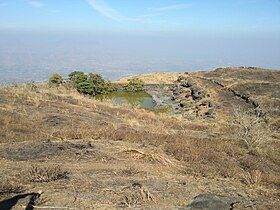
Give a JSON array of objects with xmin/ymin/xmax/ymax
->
[{"xmin": 0, "ymin": 67, "xmax": 279, "ymax": 209}]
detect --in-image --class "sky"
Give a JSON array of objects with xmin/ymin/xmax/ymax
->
[
  {"xmin": 0, "ymin": 0, "xmax": 280, "ymax": 83},
  {"xmin": 0, "ymin": 0, "xmax": 280, "ymax": 35}
]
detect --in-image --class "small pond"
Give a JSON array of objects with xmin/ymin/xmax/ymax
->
[{"xmin": 95, "ymin": 91, "xmax": 156, "ymax": 109}]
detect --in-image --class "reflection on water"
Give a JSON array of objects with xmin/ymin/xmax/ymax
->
[{"xmin": 95, "ymin": 91, "xmax": 156, "ymax": 109}]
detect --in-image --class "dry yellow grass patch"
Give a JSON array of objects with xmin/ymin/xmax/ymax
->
[{"xmin": 115, "ymin": 72, "xmax": 182, "ymax": 84}]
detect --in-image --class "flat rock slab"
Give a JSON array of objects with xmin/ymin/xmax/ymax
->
[{"xmin": 185, "ymin": 194, "xmax": 237, "ymax": 210}]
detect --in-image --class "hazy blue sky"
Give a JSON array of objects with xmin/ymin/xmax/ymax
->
[
  {"xmin": 1, "ymin": 0, "xmax": 280, "ymax": 35},
  {"xmin": 0, "ymin": 0, "xmax": 279, "ymax": 83}
]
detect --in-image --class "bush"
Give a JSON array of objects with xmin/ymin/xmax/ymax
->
[
  {"xmin": 232, "ymin": 107, "xmax": 273, "ymax": 149},
  {"xmin": 76, "ymin": 81, "xmax": 96, "ymax": 95},
  {"xmin": 68, "ymin": 71, "xmax": 87, "ymax": 84},
  {"xmin": 49, "ymin": 74, "xmax": 63, "ymax": 86},
  {"xmin": 68, "ymin": 71, "xmax": 116, "ymax": 96},
  {"xmin": 124, "ymin": 78, "xmax": 144, "ymax": 92}
]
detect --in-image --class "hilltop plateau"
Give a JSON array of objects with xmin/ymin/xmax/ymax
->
[{"xmin": 0, "ymin": 67, "xmax": 279, "ymax": 209}]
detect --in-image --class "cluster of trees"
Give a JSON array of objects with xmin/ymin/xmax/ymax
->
[
  {"xmin": 68, "ymin": 71, "xmax": 116, "ymax": 96},
  {"xmin": 49, "ymin": 71, "xmax": 145, "ymax": 96},
  {"xmin": 124, "ymin": 78, "xmax": 144, "ymax": 92}
]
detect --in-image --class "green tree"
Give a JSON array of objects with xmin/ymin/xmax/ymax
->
[
  {"xmin": 88, "ymin": 73, "xmax": 116, "ymax": 95},
  {"xmin": 68, "ymin": 71, "xmax": 87, "ymax": 85},
  {"xmin": 124, "ymin": 78, "xmax": 144, "ymax": 92},
  {"xmin": 69, "ymin": 71, "xmax": 116, "ymax": 96},
  {"xmin": 49, "ymin": 74, "xmax": 63, "ymax": 86},
  {"xmin": 76, "ymin": 81, "xmax": 95, "ymax": 95}
]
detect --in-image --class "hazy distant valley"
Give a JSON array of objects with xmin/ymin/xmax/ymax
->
[{"xmin": 1, "ymin": 31, "xmax": 279, "ymax": 83}]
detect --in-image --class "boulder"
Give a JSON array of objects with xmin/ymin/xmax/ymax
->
[{"xmin": 185, "ymin": 194, "xmax": 237, "ymax": 210}]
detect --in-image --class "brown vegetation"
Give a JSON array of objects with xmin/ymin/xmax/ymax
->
[
  {"xmin": 0, "ymin": 67, "xmax": 279, "ymax": 209},
  {"xmin": 28, "ymin": 165, "xmax": 69, "ymax": 183}
]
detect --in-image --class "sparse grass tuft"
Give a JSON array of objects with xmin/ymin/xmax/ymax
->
[
  {"xmin": 121, "ymin": 166, "xmax": 143, "ymax": 176},
  {"xmin": 0, "ymin": 177, "xmax": 24, "ymax": 195},
  {"xmin": 120, "ymin": 183, "xmax": 156, "ymax": 207},
  {"xmin": 28, "ymin": 165, "xmax": 69, "ymax": 183},
  {"xmin": 241, "ymin": 170, "xmax": 262, "ymax": 186}
]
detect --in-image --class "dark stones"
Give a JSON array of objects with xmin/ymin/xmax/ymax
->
[
  {"xmin": 171, "ymin": 76, "xmax": 216, "ymax": 118},
  {"xmin": 177, "ymin": 76, "xmax": 185, "ymax": 82},
  {"xmin": 199, "ymin": 100, "xmax": 214, "ymax": 108},
  {"xmin": 200, "ymin": 100, "xmax": 209, "ymax": 107},
  {"xmin": 181, "ymin": 85, "xmax": 207, "ymax": 102},
  {"xmin": 185, "ymin": 89, "xmax": 192, "ymax": 98},
  {"xmin": 185, "ymin": 194, "xmax": 237, "ymax": 210},
  {"xmin": 181, "ymin": 81, "xmax": 193, "ymax": 88},
  {"xmin": 191, "ymin": 90, "xmax": 202, "ymax": 101},
  {"xmin": 208, "ymin": 101, "xmax": 214, "ymax": 108},
  {"xmin": 205, "ymin": 109, "xmax": 214, "ymax": 118},
  {"xmin": 173, "ymin": 86, "xmax": 183, "ymax": 95}
]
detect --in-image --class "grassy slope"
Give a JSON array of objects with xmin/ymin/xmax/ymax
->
[
  {"xmin": 0, "ymin": 68, "xmax": 279, "ymax": 209},
  {"xmin": 115, "ymin": 72, "xmax": 182, "ymax": 84}
]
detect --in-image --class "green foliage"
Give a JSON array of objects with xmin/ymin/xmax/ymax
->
[
  {"xmin": 68, "ymin": 71, "xmax": 87, "ymax": 84},
  {"xmin": 49, "ymin": 74, "xmax": 63, "ymax": 86},
  {"xmin": 124, "ymin": 78, "xmax": 144, "ymax": 92},
  {"xmin": 68, "ymin": 71, "xmax": 116, "ymax": 96},
  {"xmin": 75, "ymin": 81, "xmax": 95, "ymax": 95}
]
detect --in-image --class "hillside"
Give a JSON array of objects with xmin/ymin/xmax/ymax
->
[
  {"xmin": 0, "ymin": 67, "xmax": 279, "ymax": 209},
  {"xmin": 115, "ymin": 72, "xmax": 183, "ymax": 84}
]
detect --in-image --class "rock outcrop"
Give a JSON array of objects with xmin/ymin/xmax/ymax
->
[{"xmin": 171, "ymin": 75, "xmax": 215, "ymax": 119}]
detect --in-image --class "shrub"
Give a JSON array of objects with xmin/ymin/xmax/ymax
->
[
  {"xmin": 49, "ymin": 74, "xmax": 63, "ymax": 86},
  {"xmin": 28, "ymin": 165, "xmax": 69, "ymax": 183},
  {"xmin": 88, "ymin": 73, "xmax": 115, "ymax": 95},
  {"xmin": 121, "ymin": 183, "xmax": 155, "ymax": 207},
  {"xmin": 68, "ymin": 71, "xmax": 116, "ymax": 96},
  {"xmin": 241, "ymin": 170, "xmax": 262, "ymax": 186},
  {"xmin": 68, "ymin": 71, "xmax": 87, "ymax": 85},
  {"xmin": 232, "ymin": 107, "xmax": 273, "ymax": 149},
  {"xmin": 124, "ymin": 78, "xmax": 144, "ymax": 92},
  {"xmin": 76, "ymin": 81, "xmax": 95, "ymax": 95}
]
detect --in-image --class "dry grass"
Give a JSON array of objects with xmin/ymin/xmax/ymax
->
[
  {"xmin": 120, "ymin": 183, "xmax": 156, "ymax": 207},
  {"xmin": 241, "ymin": 170, "xmax": 262, "ymax": 186},
  {"xmin": 28, "ymin": 165, "xmax": 69, "ymax": 183},
  {"xmin": 232, "ymin": 107, "xmax": 274, "ymax": 149},
  {"xmin": 0, "ymin": 69, "xmax": 279, "ymax": 208},
  {"xmin": 0, "ymin": 179, "xmax": 23, "ymax": 195},
  {"xmin": 117, "ymin": 149, "xmax": 176, "ymax": 167},
  {"xmin": 115, "ymin": 72, "xmax": 182, "ymax": 84},
  {"xmin": 0, "ymin": 83, "xmax": 278, "ymax": 184}
]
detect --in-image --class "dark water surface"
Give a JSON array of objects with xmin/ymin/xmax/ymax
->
[{"xmin": 95, "ymin": 91, "xmax": 156, "ymax": 109}]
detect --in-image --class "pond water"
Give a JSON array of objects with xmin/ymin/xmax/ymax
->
[{"xmin": 95, "ymin": 91, "xmax": 156, "ymax": 109}]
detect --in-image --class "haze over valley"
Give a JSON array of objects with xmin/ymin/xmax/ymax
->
[
  {"xmin": 0, "ymin": 0, "xmax": 279, "ymax": 83},
  {"xmin": 1, "ymin": 31, "xmax": 279, "ymax": 83}
]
